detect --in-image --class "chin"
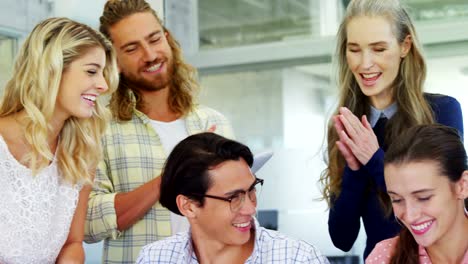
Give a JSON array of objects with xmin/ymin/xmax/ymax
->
[
  {"xmin": 414, "ymin": 237, "xmax": 435, "ymax": 248},
  {"xmin": 75, "ymin": 111, "xmax": 93, "ymax": 119}
]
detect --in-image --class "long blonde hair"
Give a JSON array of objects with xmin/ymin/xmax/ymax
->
[
  {"xmin": 320, "ymin": 0, "xmax": 434, "ymax": 205},
  {"xmin": 0, "ymin": 17, "xmax": 119, "ymax": 184},
  {"xmin": 99, "ymin": 0, "xmax": 198, "ymax": 121}
]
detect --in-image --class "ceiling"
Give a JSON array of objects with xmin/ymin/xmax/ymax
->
[{"xmin": 197, "ymin": 0, "xmax": 468, "ymax": 48}]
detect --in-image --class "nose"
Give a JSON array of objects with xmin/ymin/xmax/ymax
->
[
  {"xmin": 238, "ymin": 194, "xmax": 256, "ymax": 216},
  {"xmin": 360, "ymin": 50, "xmax": 374, "ymax": 70},
  {"xmin": 141, "ymin": 42, "xmax": 157, "ymax": 62},
  {"xmin": 96, "ymin": 74, "xmax": 109, "ymax": 93},
  {"xmin": 404, "ymin": 202, "xmax": 421, "ymax": 223}
]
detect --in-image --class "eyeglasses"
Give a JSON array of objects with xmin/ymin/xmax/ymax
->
[{"xmin": 190, "ymin": 178, "xmax": 264, "ymax": 212}]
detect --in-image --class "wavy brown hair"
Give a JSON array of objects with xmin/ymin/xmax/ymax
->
[
  {"xmin": 0, "ymin": 17, "xmax": 118, "ymax": 184},
  {"xmin": 320, "ymin": 0, "xmax": 434, "ymax": 205},
  {"xmin": 384, "ymin": 124, "xmax": 467, "ymax": 263},
  {"xmin": 99, "ymin": 0, "xmax": 198, "ymax": 121}
]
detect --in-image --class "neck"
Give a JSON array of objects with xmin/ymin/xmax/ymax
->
[
  {"xmin": 426, "ymin": 212, "xmax": 468, "ymax": 264},
  {"xmin": 191, "ymin": 229, "xmax": 254, "ymax": 264},
  {"xmin": 137, "ymin": 87, "xmax": 180, "ymax": 121},
  {"xmin": 370, "ymin": 90, "xmax": 394, "ymax": 110}
]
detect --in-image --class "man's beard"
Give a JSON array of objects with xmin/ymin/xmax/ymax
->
[{"xmin": 122, "ymin": 60, "xmax": 174, "ymax": 92}]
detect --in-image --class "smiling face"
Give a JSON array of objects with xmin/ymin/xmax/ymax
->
[
  {"xmin": 385, "ymin": 161, "xmax": 466, "ymax": 248},
  {"xmin": 55, "ymin": 46, "xmax": 108, "ymax": 122},
  {"xmin": 346, "ymin": 15, "xmax": 411, "ymax": 109},
  {"xmin": 108, "ymin": 12, "xmax": 174, "ymax": 93},
  {"xmin": 190, "ymin": 158, "xmax": 257, "ymax": 248}
]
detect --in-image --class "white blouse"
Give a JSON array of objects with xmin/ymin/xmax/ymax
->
[{"xmin": 0, "ymin": 136, "xmax": 81, "ymax": 264}]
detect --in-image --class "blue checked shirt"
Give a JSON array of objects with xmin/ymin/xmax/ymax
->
[
  {"xmin": 84, "ymin": 105, "xmax": 234, "ymax": 264},
  {"xmin": 136, "ymin": 218, "xmax": 330, "ymax": 264}
]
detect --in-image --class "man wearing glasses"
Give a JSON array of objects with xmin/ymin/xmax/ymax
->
[{"xmin": 136, "ymin": 132, "xmax": 329, "ymax": 263}]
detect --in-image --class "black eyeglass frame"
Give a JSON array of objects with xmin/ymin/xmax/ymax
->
[{"xmin": 189, "ymin": 178, "xmax": 264, "ymax": 211}]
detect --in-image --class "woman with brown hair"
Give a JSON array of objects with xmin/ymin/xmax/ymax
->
[{"xmin": 367, "ymin": 124, "xmax": 467, "ymax": 264}]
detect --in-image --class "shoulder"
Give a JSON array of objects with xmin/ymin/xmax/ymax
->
[
  {"xmin": 424, "ymin": 93, "xmax": 461, "ymax": 109},
  {"xmin": 0, "ymin": 116, "xmax": 20, "ymax": 142},
  {"xmin": 256, "ymin": 227, "xmax": 327, "ymax": 262},
  {"xmin": 424, "ymin": 93, "xmax": 463, "ymax": 136},
  {"xmin": 189, "ymin": 105, "xmax": 234, "ymax": 138},
  {"xmin": 137, "ymin": 232, "xmax": 190, "ymax": 262},
  {"xmin": 366, "ymin": 236, "xmax": 398, "ymax": 264},
  {"xmin": 103, "ymin": 114, "xmax": 145, "ymax": 136},
  {"xmin": 193, "ymin": 105, "xmax": 228, "ymax": 119}
]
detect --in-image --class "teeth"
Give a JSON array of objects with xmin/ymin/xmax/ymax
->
[
  {"xmin": 82, "ymin": 95, "xmax": 96, "ymax": 102},
  {"xmin": 233, "ymin": 222, "xmax": 250, "ymax": 228},
  {"xmin": 411, "ymin": 220, "xmax": 433, "ymax": 231},
  {"xmin": 146, "ymin": 63, "xmax": 162, "ymax": 72},
  {"xmin": 362, "ymin": 73, "xmax": 379, "ymax": 79}
]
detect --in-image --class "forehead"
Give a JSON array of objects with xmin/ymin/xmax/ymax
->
[
  {"xmin": 384, "ymin": 161, "xmax": 449, "ymax": 195},
  {"xmin": 69, "ymin": 46, "xmax": 106, "ymax": 66},
  {"xmin": 207, "ymin": 159, "xmax": 255, "ymax": 193},
  {"xmin": 108, "ymin": 12, "xmax": 163, "ymax": 45},
  {"xmin": 346, "ymin": 15, "xmax": 397, "ymax": 44}
]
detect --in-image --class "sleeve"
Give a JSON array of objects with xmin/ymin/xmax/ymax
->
[
  {"xmin": 205, "ymin": 107, "xmax": 235, "ymax": 139},
  {"xmin": 303, "ymin": 243, "xmax": 331, "ymax": 264},
  {"xmin": 135, "ymin": 245, "xmax": 151, "ymax": 264},
  {"xmin": 365, "ymin": 237, "xmax": 396, "ymax": 264},
  {"xmin": 432, "ymin": 95, "xmax": 464, "ymax": 141},
  {"xmin": 362, "ymin": 148, "xmax": 386, "ymax": 191},
  {"xmin": 328, "ymin": 165, "xmax": 368, "ymax": 252},
  {"xmin": 84, "ymin": 141, "xmax": 122, "ymax": 243}
]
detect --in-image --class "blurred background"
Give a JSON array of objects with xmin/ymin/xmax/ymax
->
[{"xmin": 0, "ymin": 0, "xmax": 467, "ymax": 263}]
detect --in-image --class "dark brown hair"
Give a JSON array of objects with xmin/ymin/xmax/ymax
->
[{"xmin": 385, "ymin": 124, "xmax": 467, "ymax": 263}]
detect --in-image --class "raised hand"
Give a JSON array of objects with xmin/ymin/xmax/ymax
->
[
  {"xmin": 334, "ymin": 115, "xmax": 360, "ymax": 170},
  {"xmin": 334, "ymin": 107, "xmax": 380, "ymax": 169}
]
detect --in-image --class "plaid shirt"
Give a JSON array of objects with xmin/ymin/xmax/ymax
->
[
  {"xmin": 136, "ymin": 218, "xmax": 330, "ymax": 264},
  {"xmin": 84, "ymin": 105, "xmax": 234, "ymax": 264}
]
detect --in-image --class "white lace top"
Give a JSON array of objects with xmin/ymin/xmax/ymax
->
[{"xmin": 0, "ymin": 136, "xmax": 81, "ymax": 264}]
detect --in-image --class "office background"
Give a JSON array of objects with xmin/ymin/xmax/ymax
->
[{"xmin": 0, "ymin": 0, "xmax": 467, "ymax": 263}]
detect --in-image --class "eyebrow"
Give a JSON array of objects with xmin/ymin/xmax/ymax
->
[
  {"xmin": 347, "ymin": 41, "xmax": 389, "ymax": 47},
  {"xmin": 83, "ymin": 63, "xmax": 103, "ymax": 68},
  {"xmin": 388, "ymin": 188, "xmax": 435, "ymax": 195},
  {"xmin": 119, "ymin": 30, "xmax": 162, "ymax": 50},
  {"xmin": 224, "ymin": 179, "xmax": 257, "ymax": 196}
]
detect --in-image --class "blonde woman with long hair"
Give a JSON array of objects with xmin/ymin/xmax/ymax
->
[
  {"xmin": 0, "ymin": 17, "xmax": 118, "ymax": 263},
  {"xmin": 320, "ymin": 0, "xmax": 464, "ymax": 259}
]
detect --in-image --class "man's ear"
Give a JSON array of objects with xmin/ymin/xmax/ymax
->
[
  {"xmin": 176, "ymin": 194, "xmax": 198, "ymax": 218},
  {"xmin": 400, "ymin": 34, "xmax": 412, "ymax": 58}
]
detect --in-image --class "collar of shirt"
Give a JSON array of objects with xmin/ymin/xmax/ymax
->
[
  {"xmin": 369, "ymin": 102, "xmax": 397, "ymax": 128},
  {"xmin": 134, "ymin": 107, "xmax": 207, "ymax": 135}
]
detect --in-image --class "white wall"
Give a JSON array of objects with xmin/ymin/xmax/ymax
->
[{"xmin": 53, "ymin": 0, "xmax": 164, "ymax": 29}]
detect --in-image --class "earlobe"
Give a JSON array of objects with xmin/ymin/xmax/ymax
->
[{"xmin": 400, "ymin": 35, "xmax": 412, "ymax": 58}]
